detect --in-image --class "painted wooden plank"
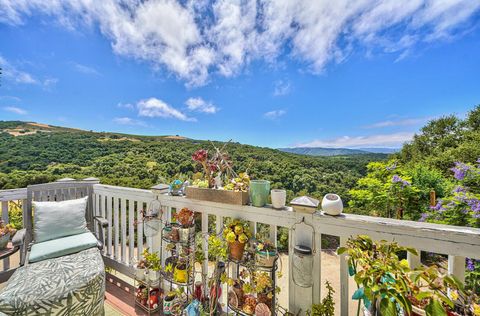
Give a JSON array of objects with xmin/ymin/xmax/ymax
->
[
  {"xmin": 1, "ymin": 201, "xmax": 9, "ymax": 223},
  {"xmin": 144, "ymin": 201, "xmax": 153, "ymax": 252},
  {"xmin": 201, "ymin": 212, "xmax": 209, "ymax": 283},
  {"xmin": 288, "ymin": 226, "xmax": 295, "ymax": 313},
  {"xmin": 128, "ymin": 199, "xmax": 135, "ymax": 265},
  {"xmin": 339, "ymin": 236, "xmax": 349, "ymax": 316},
  {"xmin": 1, "ymin": 201, "xmax": 9, "ymax": 271},
  {"xmin": 0, "ymin": 188, "xmax": 27, "ymax": 201},
  {"xmin": 136, "ymin": 201, "xmax": 143, "ymax": 259},
  {"xmin": 113, "ymin": 197, "xmax": 120, "ymax": 260},
  {"xmin": 100, "ymin": 195, "xmax": 107, "ymax": 256},
  {"xmin": 106, "ymin": 195, "xmax": 113, "ymax": 257},
  {"xmin": 121, "ymin": 198, "xmax": 127, "ymax": 264},
  {"xmin": 269, "ymin": 225, "xmax": 277, "ymax": 247},
  {"xmin": 448, "ymin": 255, "xmax": 466, "ymax": 284}
]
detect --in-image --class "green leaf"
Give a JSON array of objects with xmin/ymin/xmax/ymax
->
[
  {"xmin": 379, "ymin": 298, "xmax": 397, "ymax": 316},
  {"xmin": 425, "ymin": 300, "xmax": 447, "ymax": 316},
  {"xmin": 337, "ymin": 247, "xmax": 347, "ymax": 255}
]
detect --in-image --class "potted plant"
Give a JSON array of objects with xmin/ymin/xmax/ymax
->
[
  {"xmin": 164, "ymin": 243, "xmax": 177, "ymax": 279},
  {"xmin": 338, "ymin": 235, "xmax": 480, "ymax": 316},
  {"xmin": 173, "ymin": 256, "xmax": 188, "ymax": 283},
  {"xmin": 337, "ymin": 235, "xmax": 416, "ymax": 316},
  {"xmin": 255, "ymin": 239, "xmax": 277, "ymax": 268},
  {"xmin": 163, "ymin": 291, "xmax": 176, "ymax": 315},
  {"xmin": 243, "ymin": 271, "xmax": 279, "ymax": 309},
  {"xmin": 134, "ymin": 257, "xmax": 148, "ymax": 281},
  {"xmin": 187, "ymin": 143, "xmax": 250, "ymax": 205},
  {"xmin": 0, "ymin": 220, "xmax": 15, "ymax": 250},
  {"xmin": 307, "ymin": 281, "xmax": 335, "ymax": 316},
  {"xmin": 142, "ymin": 248, "xmax": 161, "ymax": 283},
  {"xmin": 223, "ymin": 219, "xmax": 251, "ymax": 261},
  {"xmin": 174, "ymin": 207, "xmax": 195, "ymax": 243}
]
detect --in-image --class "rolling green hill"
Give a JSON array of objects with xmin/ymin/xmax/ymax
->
[{"xmin": 0, "ymin": 121, "xmax": 387, "ymax": 205}]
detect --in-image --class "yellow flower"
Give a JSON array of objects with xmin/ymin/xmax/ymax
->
[
  {"xmin": 450, "ymin": 290, "xmax": 459, "ymax": 301},
  {"xmin": 399, "ymin": 259, "xmax": 409, "ymax": 269},
  {"xmin": 234, "ymin": 225, "xmax": 244, "ymax": 235},
  {"xmin": 473, "ymin": 303, "xmax": 480, "ymax": 316},
  {"xmin": 226, "ymin": 231, "xmax": 236, "ymax": 243},
  {"xmin": 238, "ymin": 233, "xmax": 248, "ymax": 243}
]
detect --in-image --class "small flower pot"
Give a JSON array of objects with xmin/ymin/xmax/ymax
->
[
  {"xmin": 173, "ymin": 267, "xmax": 188, "ymax": 283},
  {"xmin": 321, "ymin": 193, "xmax": 343, "ymax": 216},
  {"xmin": 135, "ymin": 266, "xmax": 146, "ymax": 281},
  {"xmin": 232, "ymin": 281, "xmax": 244, "ymax": 306},
  {"xmin": 179, "ymin": 226, "xmax": 194, "ymax": 243},
  {"xmin": 255, "ymin": 250, "xmax": 277, "ymax": 267},
  {"xmin": 163, "ymin": 292, "xmax": 176, "ymax": 315},
  {"xmin": 229, "ymin": 241, "xmax": 246, "ymax": 261},
  {"xmin": 0, "ymin": 233, "xmax": 10, "ymax": 250},
  {"xmin": 148, "ymin": 270, "xmax": 160, "ymax": 283},
  {"xmin": 169, "ymin": 226, "xmax": 180, "ymax": 242}
]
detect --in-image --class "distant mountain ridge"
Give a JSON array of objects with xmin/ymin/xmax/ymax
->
[{"xmin": 279, "ymin": 147, "xmax": 396, "ymax": 156}]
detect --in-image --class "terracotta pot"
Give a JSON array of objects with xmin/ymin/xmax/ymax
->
[
  {"xmin": 229, "ymin": 241, "xmax": 246, "ymax": 261},
  {"xmin": 170, "ymin": 227, "xmax": 179, "ymax": 241}
]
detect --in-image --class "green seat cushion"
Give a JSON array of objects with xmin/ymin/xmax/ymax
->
[{"xmin": 29, "ymin": 232, "xmax": 98, "ymax": 263}]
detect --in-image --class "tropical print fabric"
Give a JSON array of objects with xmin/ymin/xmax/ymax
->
[{"xmin": 0, "ymin": 248, "xmax": 105, "ymax": 315}]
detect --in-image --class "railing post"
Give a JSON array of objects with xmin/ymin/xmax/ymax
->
[
  {"xmin": 1, "ymin": 201, "xmax": 9, "ymax": 271},
  {"xmin": 407, "ymin": 249, "xmax": 422, "ymax": 269},
  {"xmin": 340, "ymin": 236, "xmax": 349, "ymax": 316},
  {"xmin": 448, "ymin": 255, "xmax": 466, "ymax": 284}
]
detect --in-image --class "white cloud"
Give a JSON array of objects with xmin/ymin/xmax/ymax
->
[
  {"xmin": 264, "ymin": 109, "xmax": 286, "ymax": 120},
  {"xmin": 363, "ymin": 117, "xmax": 430, "ymax": 128},
  {"xmin": 113, "ymin": 117, "xmax": 146, "ymax": 126},
  {"xmin": 137, "ymin": 98, "xmax": 196, "ymax": 122},
  {"xmin": 72, "ymin": 63, "xmax": 100, "ymax": 76},
  {"xmin": 1, "ymin": 1, "xmax": 479, "ymax": 86},
  {"xmin": 185, "ymin": 97, "xmax": 218, "ymax": 114},
  {"xmin": 117, "ymin": 102, "xmax": 134, "ymax": 109},
  {"xmin": 3, "ymin": 106, "xmax": 27, "ymax": 115},
  {"xmin": 273, "ymin": 80, "xmax": 291, "ymax": 96},
  {"xmin": 0, "ymin": 55, "xmax": 38, "ymax": 84},
  {"xmin": 0, "ymin": 55, "xmax": 57, "ymax": 88},
  {"xmin": 295, "ymin": 132, "xmax": 414, "ymax": 148}
]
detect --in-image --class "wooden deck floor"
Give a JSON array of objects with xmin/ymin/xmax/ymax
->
[{"xmin": 105, "ymin": 273, "xmax": 161, "ymax": 316}]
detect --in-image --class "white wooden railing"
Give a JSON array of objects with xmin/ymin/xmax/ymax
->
[
  {"xmin": 2, "ymin": 183, "xmax": 480, "ymax": 315},
  {"xmin": 91, "ymin": 184, "xmax": 480, "ymax": 316}
]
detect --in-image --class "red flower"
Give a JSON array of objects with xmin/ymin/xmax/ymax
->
[{"xmin": 192, "ymin": 149, "xmax": 208, "ymax": 162}]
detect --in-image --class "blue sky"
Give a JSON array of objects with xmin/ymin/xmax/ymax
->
[{"xmin": 0, "ymin": 1, "xmax": 479, "ymax": 148}]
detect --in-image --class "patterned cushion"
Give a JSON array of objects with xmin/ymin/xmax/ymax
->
[
  {"xmin": 29, "ymin": 232, "xmax": 99, "ymax": 263},
  {"xmin": 33, "ymin": 197, "xmax": 89, "ymax": 242},
  {"xmin": 0, "ymin": 248, "xmax": 105, "ymax": 315}
]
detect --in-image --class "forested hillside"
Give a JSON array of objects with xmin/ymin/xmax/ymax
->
[{"xmin": 0, "ymin": 121, "xmax": 385, "ymax": 205}]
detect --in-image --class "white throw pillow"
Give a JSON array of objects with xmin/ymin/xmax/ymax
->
[{"xmin": 33, "ymin": 196, "xmax": 89, "ymax": 243}]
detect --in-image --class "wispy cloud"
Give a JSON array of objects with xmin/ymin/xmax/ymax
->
[
  {"xmin": 72, "ymin": 62, "xmax": 100, "ymax": 76},
  {"xmin": 0, "ymin": 55, "xmax": 57, "ymax": 88},
  {"xmin": 273, "ymin": 80, "xmax": 291, "ymax": 96},
  {"xmin": 137, "ymin": 98, "xmax": 196, "ymax": 122},
  {"xmin": 117, "ymin": 102, "xmax": 134, "ymax": 110},
  {"xmin": 363, "ymin": 116, "xmax": 430, "ymax": 129},
  {"xmin": 185, "ymin": 97, "xmax": 218, "ymax": 114},
  {"xmin": 1, "ymin": 1, "xmax": 478, "ymax": 86},
  {"xmin": 3, "ymin": 106, "xmax": 27, "ymax": 115},
  {"xmin": 0, "ymin": 55, "xmax": 38, "ymax": 84},
  {"xmin": 296, "ymin": 132, "xmax": 414, "ymax": 148},
  {"xmin": 0, "ymin": 95, "xmax": 21, "ymax": 102},
  {"xmin": 113, "ymin": 117, "xmax": 147, "ymax": 126},
  {"xmin": 264, "ymin": 110, "xmax": 286, "ymax": 120}
]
